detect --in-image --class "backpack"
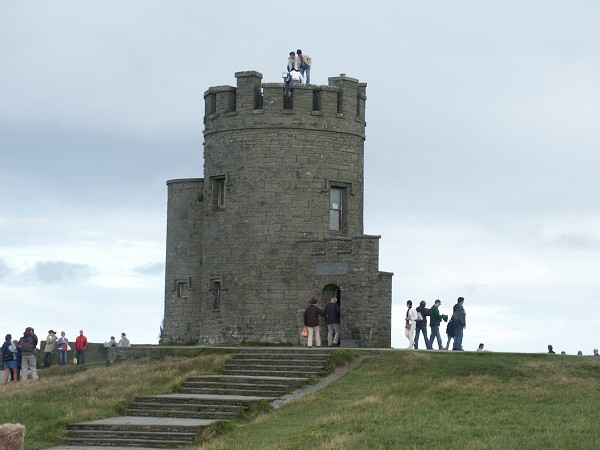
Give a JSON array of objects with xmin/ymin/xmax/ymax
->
[{"xmin": 2, "ymin": 341, "xmax": 13, "ymax": 361}]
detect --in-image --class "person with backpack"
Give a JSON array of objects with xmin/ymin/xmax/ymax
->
[
  {"xmin": 414, "ymin": 300, "xmax": 432, "ymax": 349},
  {"xmin": 405, "ymin": 300, "xmax": 418, "ymax": 349},
  {"xmin": 2, "ymin": 334, "xmax": 18, "ymax": 384},
  {"xmin": 452, "ymin": 297, "xmax": 467, "ymax": 351}
]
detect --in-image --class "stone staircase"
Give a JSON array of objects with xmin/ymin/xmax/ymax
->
[{"xmin": 60, "ymin": 348, "xmax": 332, "ymax": 449}]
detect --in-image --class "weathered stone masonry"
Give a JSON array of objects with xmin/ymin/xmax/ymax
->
[{"xmin": 163, "ymin": 71, "xmax": 392, "ymax": 348}]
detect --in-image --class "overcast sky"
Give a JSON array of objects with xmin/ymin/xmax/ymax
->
[{"xmin": 1, "ymin": 1, "xmax": 598, "ymax": 354}]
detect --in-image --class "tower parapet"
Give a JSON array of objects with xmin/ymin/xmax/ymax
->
[{"xmin": 203, "ymin": 71, "xmax": 367, "ymax": 139}]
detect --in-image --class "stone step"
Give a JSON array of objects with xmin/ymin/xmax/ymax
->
[
  {"xmin": 224, "ymin": 359, "xmax": 326, "ymax": 368},
  {"xmin": 179, "ymin": 386, "xmax": 291, "ymax": 397},
  {"xmin": 135, "ymin": 393, "xmax": 277, "ymax": 406},
  {"xmin": 131, "ymin": 399, "xmax": 241, "ymax": 413},
  {"xmin": 224, "ymin": 363, "xmax": 324, "ymax": 373},
  {"xmin": 65, "ymin": 437, "xmax": 188, "ymax": 449},
  {"xmin": 185, "ymin": 374, "xmax": 308, "ymax": 386},
  {"xmin": 61, "ymin": 348, "xmax": 334, "ymax": 448},
  {"xmin": 223, "ymin": 368, "xmax": 321, "ymax": 378},
  {"xmin": 127, "ymin": 407, "xmax": 238, "ymax": 420}
]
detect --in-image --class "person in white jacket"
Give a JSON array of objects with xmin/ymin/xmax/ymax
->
[{"xmin": 405, "ymin": 300, "xmax": 418, "ymax": 349}]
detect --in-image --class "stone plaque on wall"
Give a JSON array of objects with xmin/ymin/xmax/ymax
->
[{"xmin": 315, "ymin": 262, "xmax": 349, "ymax": 275}]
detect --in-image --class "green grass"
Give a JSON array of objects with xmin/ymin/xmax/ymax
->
[
  {"xmin": 194, "ymin": 351, "xmax": 600, "ymax": 450},
  {"xmin": 0, "ymin": 350, "xmax": 232, "ymax": 450},
  {"xmin": 2, "ymin": 350, "xmax": 599, "ymax": 449}
]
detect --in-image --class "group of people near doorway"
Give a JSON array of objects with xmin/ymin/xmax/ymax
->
[
  {"xmin": 303, "ymin": 297, "xmax": 340, "ymax": 348},
  {"xmin": 405, "ymin": 297, "xmax": 467, "ymax": 351}
]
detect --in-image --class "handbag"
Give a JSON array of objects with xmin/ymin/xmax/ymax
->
[
  {"xmin": 301, "ymin": 326, "xmax": 309, "ymax": 338},
  {"xmin": 2, "ymin": 353, "xmax": 13, "ymax": 362},
  {"xmin": 405, "ymin": 321, "xmax": 411, "ymax": 329}
]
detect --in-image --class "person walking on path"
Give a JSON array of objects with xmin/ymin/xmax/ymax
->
[
  {"xmin": 303, "ymin": 298, "xmax": 325, "ymax": 348},
  {"xmin": 19, "ymin": 327, "xmax": 38, "ymax": 381},
  {"xmin": 43, "ymin": 330, "xmax": 57, "ymax": 367},
  {"xmin": 324, "ymin": 297, "xmax": 341, "ymax": 347},
  {"xmin": 414, "ymin": 300, "xmax": 432, "ymax": 349},
  {"xmin": 428, "ymin": 299, "xmax": 448, "ymax": 350},
  {"xmin": 405, "ymin": 300, "xmax": 418, "ymax": 349},
  {"xmin": 452, "ymin": 297, "xmax": 466, "ymax": 351},
  {"xmin": 56, "ymin": 331, "xmax": 69, "ymax": 366},
  {"xmin": 75, "ymin": 330, "xmax": 89, "ymax": 365}
]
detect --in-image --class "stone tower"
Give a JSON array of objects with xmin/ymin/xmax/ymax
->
[{"xmin": 163, "ymin": 71, "xmax": 392, "ymax": 348}]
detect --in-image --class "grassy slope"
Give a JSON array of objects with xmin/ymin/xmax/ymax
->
[
  {"xmin": 197, "ymin": 351, "xmax": 600, "ymax": 450},
  {"xmin": 0, "ymin": 351, "xmax": 232, "ymax": 450},
  {"xmin": 1, "ymin": 350, "xmax": 599, "ymax": 450}
]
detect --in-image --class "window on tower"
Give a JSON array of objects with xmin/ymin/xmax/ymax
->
[
  {"xmin": 211, "ymin": 280, "xmax": 221, "ymax": 311},
  {"xmin": 330, "ymin": 186, "xmax": 345, "ymax": 231},
  {"xmin": 212, "ymin": 176, "xmax": 226, "ymax": 209}
]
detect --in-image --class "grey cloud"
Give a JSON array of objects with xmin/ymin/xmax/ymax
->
[
  {"xmin": 133, "ymin": 262, "xmax": 165, "ymax": 276},
  {"xmin": 0, "ymin": 259, "xmax": 15, "ymax": 282},
  {"xmin": 24, "ymin": 261, "xmax": 95, "ymax": 285}
]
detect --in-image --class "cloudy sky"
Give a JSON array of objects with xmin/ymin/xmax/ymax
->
[{"xmin": 1, "ymin": 1, "xmax": 598, "ymax": 354}]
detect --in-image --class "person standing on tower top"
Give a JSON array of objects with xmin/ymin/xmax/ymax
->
[
  {"xmin": 296, "ymin": 49, "xmax": 312, "ymax": 84},
  {"xmin": 287, "ymin": 51, "xmax": 296, "ymax": 72}
]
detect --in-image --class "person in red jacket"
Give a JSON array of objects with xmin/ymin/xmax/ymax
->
[{"xmin": 74, "ymin": 330, "xmax": 88, "ymax": 365}]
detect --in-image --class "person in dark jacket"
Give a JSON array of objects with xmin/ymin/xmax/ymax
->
[
  {"xmin": 19, "ymin": 327, "xmax": 39, "ymax": 381},
  {"xmin": 428, "ymin": 299, "xmax": 448, "ymax": 350},
  {"xmin": 452, "ymin": 297, "xmax": 466, "ymax": 351},
  {"xmin": 414, "ymin": 300, "xmax": 432, "ymax": 349},
  {"xmin": 324, "ymin": 297, "xmax": 341, "ymax": 347},
  {"xmin": 303, "ymin": 298, "xmax": 325, "ymax": 348}
]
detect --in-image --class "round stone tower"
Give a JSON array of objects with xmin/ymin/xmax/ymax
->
[{"xmin": 163, "ymin": 71, "xmax": 392, "ymax": 347}]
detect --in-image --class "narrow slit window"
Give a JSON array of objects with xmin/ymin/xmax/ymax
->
[{"xmin": 212, "ymin": 280, "xmax": 221, "ymax": 311}]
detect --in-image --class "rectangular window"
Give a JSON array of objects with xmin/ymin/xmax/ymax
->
[
  {"xmin": 212, "ymin": 280, "xmax": 221, "ymax": 311},
  {"xmin": 176, "ymin": 281, "xmax": 187, "ymax": 298},
  {"xmin": 330, "ymin": 187, "xmax": 343, "ymax": 231},
  {"xmin": 212, "ymin": 176, "xmax": 226, "ymax": 209}
]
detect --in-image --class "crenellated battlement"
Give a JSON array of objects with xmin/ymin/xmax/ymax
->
[{"xmin": 203, "ymin": 71, "xmax": 367, "ymax": 138}]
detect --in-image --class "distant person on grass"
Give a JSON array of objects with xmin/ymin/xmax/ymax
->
[
  {"xmin": 19, "ymin": 327, "xmax": 38, "ymax": 381},
  {"xmin": 548, "ymin": 345, "xmax": 555, "ymax": 354},
  {"xmin": 2, "ymin": 334, "xmax": 18, "ymax": 384},
  {"xmin": 414, "ymin": 300, "xmax": 431, "ymax": 349},
  {"xmin": 75, "ymin": 330, "xmax": 88, "ymax": 365},
  {"xmin": 445, "ymin": 317, "xmax": 456, "ymax": 350},
  {"xmin": 324, "ymin": 298, "xmax": 340, "ymax": 347},
  {"xmin": 452, "ymin": 297, "xmax": 466, "ymax": 351},
  {"xmin": 303, "ymin": 298, "xmax": 325, "ymax": 348},
  {"xmin": 56, "ymin": 331, "xmax": 69, "ymax": 366},
  {"xmin": 43, "ymin": 330, "xmax": 57, "ymax": 367},
  {"xmin": 428, "ymin": 299, "xmax": 448, "ymax": 350},
  {"xmin": 594, "ymin": 348, "xmax": 599, "ymax": 356},
  {"xmin": 118, "ymin": 333, "xmax": 131, "ymax": 347},
  {"xmin": 405, "ymin": 300, "xmax": 418, "ymax": 349}
]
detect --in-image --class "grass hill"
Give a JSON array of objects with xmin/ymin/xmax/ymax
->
[{"xmin": 1, "ymin": 349, "xmax": 599, "ymax": 449}]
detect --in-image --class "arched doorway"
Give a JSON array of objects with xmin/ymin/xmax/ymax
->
[{"xmin": 321, "ymin": 284, "xmax": 341, "ymax": 306}]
